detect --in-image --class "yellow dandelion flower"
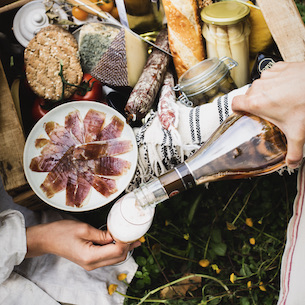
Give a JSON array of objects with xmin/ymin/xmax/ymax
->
[
  {"xmin": 259, "ymin": 282, "xmax": 267, "ymax": 291},
  {"xmin": 230, "ymin": 273, "xmax": 236, "ymax": 284},
  {"xmin": 138, "ymin": 236, "xmax": 145, "ymax": 243},
  {"xmin": 108, "ymin": 284, "xmax": 118, "ymax": 295},
  {"xmin": 211, "ymin": 264, "xmax": 221, "ymax": 273},
  {"xmin": 226, "ymin": 222, "xmax": 237, "ymax": 231},
  {"xmin": 117, "ymin": 273, "xmax": 127, "ymax": 281},
  {"xmin": 245, "ymin": 218, "xmax": 253, "ymax": 227},
  {"xmin": 199, "ymin": 259, "xmax": 210, "ymax": 268},
  {"xmin": 183, "ymin": 233, "xmax": 190, "ymax": 240},
  {"xmin": 249, "ymin": 237, "xmax": 255, "ymax": 245},
  {"xmin": 247, "ymin": 281, "xmax": 252, "ymax": 290}
]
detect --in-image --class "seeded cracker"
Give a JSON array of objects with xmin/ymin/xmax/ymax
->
[{"xmin": 24, "ymin": 25, "xmax": 83, "ymax": 101}]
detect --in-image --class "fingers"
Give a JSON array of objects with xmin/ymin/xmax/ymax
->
[
  {"xmin": 285, "ymin": 137, "xmax": 304, "ymax": 169},
  {"xmin": 86, "ymin": 227, "xmax": 114, "ymax": 246},
  {"xmin": 85, "ymin": 242, "xmax": 132, "ymax": 270},
  {"xmin": 231, "ymin": 94, "xmax": 250, "ymax": 113},
  {"xmin": 260, "ymin": 61, "xmax": 286, "ymax": 78},
  {"xmin": 129, "ymin": 240, "xmax": 142, "ymax": 250}
]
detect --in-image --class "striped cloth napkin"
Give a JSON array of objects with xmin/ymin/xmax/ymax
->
[{"xmin": 278, "ymin": 160, "xmax": 305, "ymax": 305}]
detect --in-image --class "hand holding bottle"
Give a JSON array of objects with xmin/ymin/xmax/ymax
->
[{"xmin": 232, "ymin": 61, "xmax": 305, "ymax": 169}]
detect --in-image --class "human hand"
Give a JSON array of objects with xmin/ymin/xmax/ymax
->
[
  {"xmin": 232, "ymin": 61, "xmax": 305, "ymax": 169},
  {"xmin": 26, "ymin": 220, "xmax": 141, "ymax": 270}
]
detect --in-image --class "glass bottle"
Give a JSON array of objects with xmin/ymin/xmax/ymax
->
[
  {"xmin": 250, "ymin": 51, "xmax": 283, "ymax": 81},
  {"xmin": 106, "ymin": 113, "xmax": 287, "ymax": 241},
  {"xmin": 115, "ymin": 0, "xmax": 164, "ymax": 35}
]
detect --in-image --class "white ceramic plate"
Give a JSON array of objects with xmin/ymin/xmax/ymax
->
[{"xmin": 23, "ymin": 101, "xmax": 138, "ymax": 212}]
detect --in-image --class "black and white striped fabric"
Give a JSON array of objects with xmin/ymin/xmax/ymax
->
[{"xmin": 128, "ymin": 85, "xmax": 250, "ymax": 190}]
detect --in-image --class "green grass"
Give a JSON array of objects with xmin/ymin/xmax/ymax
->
[{"xmin": 122, "ymin": 171, "xmax": 297, "ymax": 304}]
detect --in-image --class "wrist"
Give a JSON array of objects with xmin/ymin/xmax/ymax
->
[{"xmin": 25, "ymin": 223, "xmax": 50, "ymax": 258}]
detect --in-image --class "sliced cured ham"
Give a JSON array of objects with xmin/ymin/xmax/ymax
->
[
  {"xmin": 40, "ymin": 147, "xmax": 74, "ymax": 198},
  {"xmin": 44, "ymin": 121, "xmax": 77, "ymax": 150},
  {"xmin": 30, "ymin": 107, "xmax": 133, "ymax": 208},
  {"xmin": 83, "ymin": 109, "xmax": 106, "ymax": 142},
  {"xmin": 81, "ymin": 171, "xmax": 118, "ymax": 198},
  {"xmin": 73, "ymin": 139, "xmax": 133, "ymax": 160},
  {"xmin": 65, "ymin": 110, "xmax": 85, "ymax": 144},
  {"xmin": 66, "ymin": 169, "xmax": 91, "ymax": 207},
  {"xmin": 40, "ymin": 142, "xmax": 67, "ymax": 156},
  {"xmin": 30, "ymin": 154, "xmax": 61, "ymax": 172},
  {"xmin": 94, "ymin": 157, "xmax": 131, "ymax": 176},
  {"xmin": 35, "ymin": 138, "xmax": 50, "ymax": 149},
  {"xmin": 98, "ymin": 115, "xmax": 124, "ymax": 140},
  {"xmin": 30, "ymin": 142, "xmax": 69, "ymax": 172}
]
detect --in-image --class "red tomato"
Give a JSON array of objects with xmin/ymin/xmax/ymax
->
[
  {"xmin": 70, "ymin": 74, "xmax": 104, "ymax": 102},
  {"xmin": 31, "ymin": 97, "xmax": 49, "ymax": 123}
]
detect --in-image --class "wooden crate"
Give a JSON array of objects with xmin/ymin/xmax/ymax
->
[
  {"xmin": 0, "ymin": 59, "xmax": 44, "ymax": 210},
  {"xmin": 0, "ymin": 0, "xmax": 32, "ymax": 14}
]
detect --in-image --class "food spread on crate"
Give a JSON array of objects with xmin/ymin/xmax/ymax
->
[{"xmin": 7, "ymin": 0, "xmax": 280, "ymax": 210}]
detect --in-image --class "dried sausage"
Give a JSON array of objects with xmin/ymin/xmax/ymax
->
[{"xmin": 124, "ymin": 28, "xmax": 171, "ymax": 122}]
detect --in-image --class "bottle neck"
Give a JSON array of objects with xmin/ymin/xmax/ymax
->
[{"xmin": 134, "ymin": 163, "xmax": 197, "ymax": 207}]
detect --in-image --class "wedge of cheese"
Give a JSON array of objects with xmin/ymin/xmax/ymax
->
[
  {"xmin": 124, "ymin": 28, "xmax": 148, "ymax": 87},
  {"xmin": 78, "ymin": 22, "xmax": 148, "ymax": 88}
]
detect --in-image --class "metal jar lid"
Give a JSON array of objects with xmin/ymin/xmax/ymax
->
[
  {"xmin": 174, "ymin": 57, "xmax": 237, "ymax": 100},
  {"xmin": 200, "ymin": 1, "xmax": 250, "ymax": 25}
]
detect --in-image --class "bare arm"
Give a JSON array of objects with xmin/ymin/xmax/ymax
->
[{"xmin": 232, "ymin": 61, "xmax": 305, "ymax": 169}]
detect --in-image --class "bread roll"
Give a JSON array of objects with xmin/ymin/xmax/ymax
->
[
  {"xmin": 24, "ymin": 25, "xmax": 83, "ymax": 101},
  {"xmin": 162, "ymin": 0, "xmax": 205, "ymax": 78}
]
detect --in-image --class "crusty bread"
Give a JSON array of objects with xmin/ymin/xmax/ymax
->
[
  {"xmin": 24, "ymin": 25, "xmax": 83, "ymax": 101},
  {"xmin": 162, "ymin": 0, "xmax": 205, "ymax": 78}
]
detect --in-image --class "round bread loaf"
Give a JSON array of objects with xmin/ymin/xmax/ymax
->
[{"xmin": 24, "ymin": 25, "xmax": 83, "ymax": 101}]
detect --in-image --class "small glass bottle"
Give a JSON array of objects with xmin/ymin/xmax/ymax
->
[
  {"xmin": 115, "ymin": 0, "xmax": 164, "ymax": 35},
  {"xmin": 174, "ymin": 56, "xmax": 238, "ymax": 107},
  {"xmin": 201, "ymin": 1, "xmax": 251, "ymax": 88},
  {"xmin": 250, "ymin": 51, "xmax": 283, "ymax": 81},
  {"xmin": 107, "ymin": 113, "xmax": 287, "ymax": 241}
]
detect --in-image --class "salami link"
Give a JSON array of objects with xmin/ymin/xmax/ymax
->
[
  {"xmin": 124, "ymin": 28, "xmax": 171, "ymax": 122},
  {"xmin": 158, "ymin": 71, "xmax": 178, "ymax": 130}
]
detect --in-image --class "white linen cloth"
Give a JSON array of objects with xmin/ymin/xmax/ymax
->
[
  {"xmin": 0, "ymin": 178, "xmax": 138, "ymax": 305},
  {"xmin": 129, "ymin": 85, "xmax": 250, "ymax": 189}
]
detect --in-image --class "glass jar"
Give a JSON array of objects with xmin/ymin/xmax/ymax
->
[
  {"xmin": 173, "ymin": 56, "xmax": 237, "ymax": 107},
  {"xmin": 201, "ymin": 1, "xmax": 251, "ymax": 88},
  {"xmin": 116, "ymin": 0, "xmax": 165, "ymax": 35}
]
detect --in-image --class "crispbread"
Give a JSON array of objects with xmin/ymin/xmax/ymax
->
[{"xmin": 24, "ymin": 25, "xmax": 83, "ymax": 101}]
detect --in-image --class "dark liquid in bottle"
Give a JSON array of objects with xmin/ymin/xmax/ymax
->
[
  {"xmin": 187, "ymin": 114, "xmax": 287, "ymax": 185},
  {"xmin": 157, "ymin": 114, "xmax": 287, "ymax": 199}
]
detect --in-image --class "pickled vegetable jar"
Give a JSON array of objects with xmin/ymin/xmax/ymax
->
[
  {"xmin": 174, "ymin": 56, "xmax": 237, "ymax": 107},
  {"xmin": 201, "ymin": 1, "xmax": 251, "ymax": 88}
]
